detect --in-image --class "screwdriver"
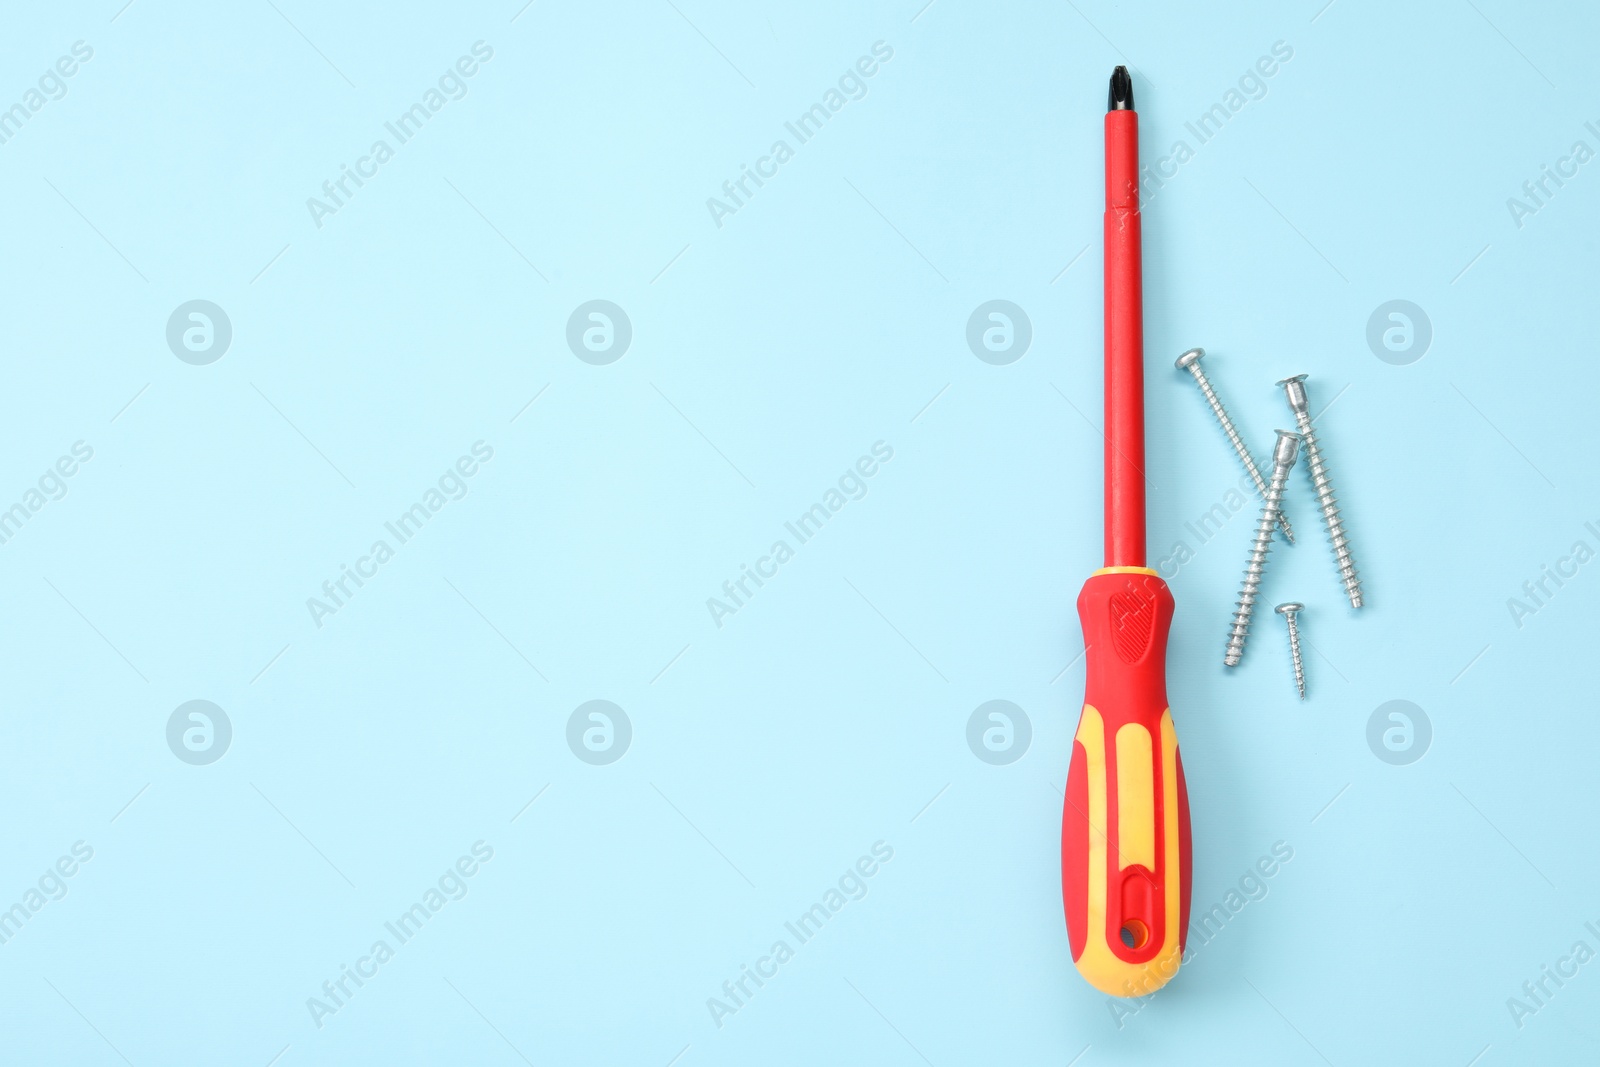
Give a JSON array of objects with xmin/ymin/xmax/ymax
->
[{"xmin": 1060, "ymin": 66, "xmax": 1193, "ymax": 998}]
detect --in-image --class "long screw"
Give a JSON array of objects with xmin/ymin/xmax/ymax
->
[
  {"xmin": 1275, "ymin": 602, "xmax": 1306, "ymax": 699},
  {"xmin": 1175, "ymin": 349, "xmax": 1294, "ymax": 542},
  {"xmin": 1225, "ymin": 430, "xmax": 1299, "ymax": 667},
  {"xmin": 1278, "ymin": 375, "xmax": 1363, "ymax": 608}
]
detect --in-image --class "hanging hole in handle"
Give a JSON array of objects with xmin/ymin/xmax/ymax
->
[{"xmin": 1119, "ymin": 919, "xmax": 1149, "ymax": 949}]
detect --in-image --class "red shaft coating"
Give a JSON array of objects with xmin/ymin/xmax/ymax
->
[{"xmin": 1103, "ymin": 110, "xmax": 1144, "ymax": 567}]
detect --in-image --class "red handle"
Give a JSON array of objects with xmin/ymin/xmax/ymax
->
[{"xmin": 1062, "ymin": 568, "xmax": 1192, "ymax": 996}]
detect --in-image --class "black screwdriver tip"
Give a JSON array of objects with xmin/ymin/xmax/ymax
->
[{"xmin": 1108, "ymin": 66, "xmax": 1134, "ymax": 111}]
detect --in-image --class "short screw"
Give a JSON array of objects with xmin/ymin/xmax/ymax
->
[
  {"xmin": 1278, "ymin": 375, "xmax": 1363, "ymax": 608},
  {"xmin": 1275, "ymin": 602, "xmax": 1306, "ymax": 700},
  {"xmin": 1225, "ymin": 430, "xmax": 1299, "ymax": 668},
  {"xmin": 1176, "ymin": 349, "xmax": 1294, "ymax": 543}
]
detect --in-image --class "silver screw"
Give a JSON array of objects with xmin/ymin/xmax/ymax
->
[
  {"xmin": 1278, "ymin": 375, "xmax": 1363, "ymax": 608},
  {"xmin": 1225, "ymin": 430, "xmax": 1299, "ymax": 668},
  {"xmin": 1275, "ymin": 602, "xmax": 1306, "ymax": 700},
  {"xmin": 1175, "ymin": 349, "xmax": 1294, "ymax": 543}
]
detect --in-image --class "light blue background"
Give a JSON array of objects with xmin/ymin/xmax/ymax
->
[{"xmin": 1, "ymin": 0, "xmax": 1596, "ymax": 1063}]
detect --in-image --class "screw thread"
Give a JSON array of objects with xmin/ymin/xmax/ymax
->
[
  {"xmin": 1186, "ymin": 366, "xmax": 1295, "ymax": 543},
  {"xmin": 1225, "ymin": 460, "xmax": 1293, "ymax": 667},
  {"xmin": 1285, "ymin": 616, "xmax": 1306, "ymax": 699},
  {"xmin": 1293, "ymin": 412, "xmax": 1362, "ymax": 608}
]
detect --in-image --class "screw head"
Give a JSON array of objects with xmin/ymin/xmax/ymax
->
[
  {"xmin": 1275, "ymin": 602, "xmax": 1303, "ymax": 616},
  {"xmin": 1277, "ymin": 374, "xmax": 1311, "ymax": 414},
  {"xmin": 1272, "ymin": 429, "xmax": 1301, "ymax": 466},
  {"xmin": 1175, "ymin": 347, "xmax": 1205, "ymax": 371},
  {"xmin": 1274, "ymin": 373, "xmax": 1308, "ymax": 387}
]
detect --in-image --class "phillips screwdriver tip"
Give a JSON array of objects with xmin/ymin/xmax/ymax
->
[{"xmin": 1108, "ymin": 66, "xmax": 1134, "ymax": 112}]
